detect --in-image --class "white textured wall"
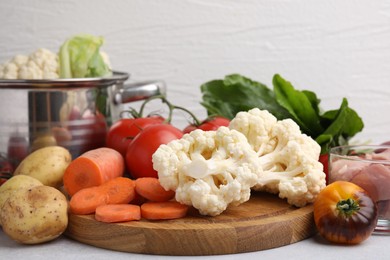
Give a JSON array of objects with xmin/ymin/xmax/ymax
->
[{"xmin": 1, "ymin": 0, "xmax": 390, "ymax": 144}]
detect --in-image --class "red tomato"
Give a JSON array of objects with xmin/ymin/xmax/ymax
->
[
  {"xmin": 68, "ymin": 107, "xmax": 108, "ymax": 153},
  {"xmin": 106, "ymin": 116, "xmax": 165, "ymax": 157},
  {"xmin": 7, "ymin": 133, "xmax": 29, "ymax": 169},
  {"xmin": 314, "ymin": 181, "xmax": 378, "ymax": 245},
  {"xmin": 0, "ymin": 154, "xmax": 13, "ymax": 186},
  {"xmin": 183, "ymin": 116, "xmax": 230, "ymax": 134},
  {"xmin": 126, "ymin": 124, "xmax": 183, "ymax": 179},
  {"xmin": 81, "ymin": 110, "xmax": 108, "ymax": 146},
  {"xmin": 52, "ymin": 126, "xmax": 72, "ymax": 144},
  {"xmin": 319, "ymin": 154, "xmax": 329, "ymax": 184},
  {"xmin": 182, "ymin": 124, "xmax": 198, "ymax": 134}
]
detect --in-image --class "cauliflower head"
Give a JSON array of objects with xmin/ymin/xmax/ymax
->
[
  {"xmin": 152, "ymin": 127, "xmax": 261, "ymax": 216},
  {"xmin": 229, "ymin": 108, "xmax": 277, "ymax": 156},
  {"xmin": 0, "ymin": 48, "xmax": 59, "ymax": 79},
  {"xmin": 229, "ymin": 108, "xmax": 326, "ymax": 207}
]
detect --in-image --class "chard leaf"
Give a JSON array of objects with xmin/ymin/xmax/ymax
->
[
  {"xmin": 316, "ymin": 98, "xmax": 364, "ymax": 153},
  {"xmin": 200, "ymin": 73, "xmax": 364, "ymax": 155},
  {"xmin": 273, "ymin": 74, "xmax": 323, "ymax": 137},
  {"xmin": 200, "ymin": 74, "xmax": 291, "ymax": 120},
  {"xmin": 302, "ymin": 90, "xmax": 321, "ymax": 115}
]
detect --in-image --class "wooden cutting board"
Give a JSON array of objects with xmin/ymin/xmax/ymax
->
[{"xmin": 65, "ymin": 192, "xmax": 316, "ymax": 256}]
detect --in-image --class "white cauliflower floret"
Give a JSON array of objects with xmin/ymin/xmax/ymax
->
[
  {"xmin": 229, "ymin": 108, "xmax": 326, "ymax": 207},
  {"xmin": 229, "ymin": 108, "xmax": 277, "ymax": 156},
  {"xmin": 11, "ymin": 55, "xmax": 29, "ymax": 66},
  {"xmin": 19, "ymin": 59, "xmax": 43, "ymax": 79},
  {"xmin": 0, "ymin": 48, "xmax": 59, "ymax": 79},
  {"xmin": 1, "ymin": 62, "xmax": 19, "ymax": 79},
  {"xmin": 152, "ymin": 127, "xmax": 262, "ymax": 216}
]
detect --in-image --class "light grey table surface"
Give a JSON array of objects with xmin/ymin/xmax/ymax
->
[{"xmin": 1, "ymin": 230, "xmax": 388, "ymax": 260}]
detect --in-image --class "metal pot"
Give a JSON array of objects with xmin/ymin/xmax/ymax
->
[{"xmin": 0, "ymin": 71, "xmax": 165, "ymax": 166}]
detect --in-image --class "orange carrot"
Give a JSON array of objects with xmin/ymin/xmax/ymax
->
[
  {"xmin": 95, "ymin": 204, "xmax": 141, "ymax": 223},
  {"xmin": 69, "ymin": 186, "xmax": 108, "ymax": 215},
  {"xmin": 69, "ymin": 177, "xmax": 135, "ymax": 215},
  {"xmin": 140, "ymin": 201, "xmax": 189, "ymax": 220},
  {"xmin": 101, "ymin": 177, "xmax": 136, "ymax": 204},
  {"xmin": 63, "ymin": 147, "xmax": 125, "ymax": 196},
  {"xmin": 129, "ymin": 191, "xmax": 147, "ymax": 206},
  {"xmin": 135, "ymin": 177, "xmax": 175, "ymax": 202}
]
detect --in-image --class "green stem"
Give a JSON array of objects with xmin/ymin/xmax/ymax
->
[
  {"xmin": 138, "ymin": 94, "xmax": 167, "ymax": 117},
  {"xmin": 119, "ymin": 107, "xmax": 141, "ymax": 119},
  {"xmin": 124, "ymin": 94, "xmax": 203, "ymax": 126},
  {"xmin": 336, "ymin": 198, "xmax": 360, "ymax": 217},
  {"xmin": 138, "ymin": 94, "xmax": 175, "ymax": 123},
  {"xmin": 172, "ymin": 106, "xmax": 202, "ymax": 126}
]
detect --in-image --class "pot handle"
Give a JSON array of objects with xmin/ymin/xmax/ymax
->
[{"xmin": 113, "ymin": 80, "xmax": 166, "ymax": 105}]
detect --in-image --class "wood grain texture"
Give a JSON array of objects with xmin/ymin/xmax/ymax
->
[{"xmin": 65, "ymin": 191, "xmax": 316, "ymax": 256}]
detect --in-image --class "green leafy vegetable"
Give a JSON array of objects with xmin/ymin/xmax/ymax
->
[
  {"xmin": 200, "ymin": 74, "xmax": 364, "ymax": 154},
  {"xmin": 200, "ymin": 74, "xmax": 291, "ymax": 120},
  {"xmin": 59, "ymin": 34, "xmax": 112, "ymax": 78},
  {"xmin": 273, "ymin": 74, "xmax": 324, "ymax": 137}
]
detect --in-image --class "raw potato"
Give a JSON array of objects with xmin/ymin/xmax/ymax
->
[
  {"xmin": 0, "ymin": 185, "xmax": 69, "ymax": 244},
  {"xmin": 13, "ymin": 146, "xmax": 72, "ymax": 188},
  {"xmin": 0, "ymin": 175, "xmax": 43, "ymax": 207},
  {"xmin": 30, "ymin": 133, "xmax": 57, "ymax": 152},
  {"xmin": 0, "ymin": 175, "xmax": 43, "ymax": 220}
]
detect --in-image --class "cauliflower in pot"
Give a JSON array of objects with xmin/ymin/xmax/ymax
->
[
  {"xmin": 0, "ymin": 48, "xmax": 59, "ymax": 79},
  {"xmin": 152, "ymin": 127, "xmax": 262, "ymax": 216},
  {"xmin": 0, "ymin": 34, "xmax": 112, "ymax": 80},
  {"xmin": 230, "ymin": 108, "xmax": 326, "ymax": 207}
]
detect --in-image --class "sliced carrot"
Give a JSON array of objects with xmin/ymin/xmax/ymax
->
[
  {"xmin": 69, "ymin": 186, "xmax": 108, "ymax": 215},
  {"xmin": 95, "ymin": 204, "xmax": 141, "ymax": 223},
  {"xmin": 63, "ymin": 147, "xmax": 125, "ymax": 196},
  {"xmin": 135, "ymin": 177, "xmax": 175, "ymax": 202},
  {"xmin": 69, "ymin": 176, "xmax": 135, "ymax": 215},
  {"xmin": 101, "ymin": 177, "xmax": 136, "ymax": 204},
  {"xmin": 129, "ymin": 191, "xmax": 147, "ymax": 206},
  {"xmin": 140, "ymin": 201, "xmax": 189, "ymax": 220}
]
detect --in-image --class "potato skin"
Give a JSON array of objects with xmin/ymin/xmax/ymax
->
[
  {"xmin": 0, "ymin": 185, "xmax": 69, "ymax": 244},
  {"xmin": 0, "ymin": 175, "xmax": 43, "ymax": 226},
  {"xmin": 0, "ymin": 175, "xmax": 43, "ymax": 207},
  {"xmin": 13, "ymin": 146, "xmax": 72, "ymax": 188}
]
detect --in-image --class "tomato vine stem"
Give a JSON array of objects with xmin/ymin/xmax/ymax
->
[
  {"xmin": 137, "ymin": 94, "xmax": 203, "ymax": 125},
  {"xmin": 123, "ymin": 94, "xmax": 223, "ymax": 127}
]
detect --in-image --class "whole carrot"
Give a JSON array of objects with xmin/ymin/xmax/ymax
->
[{"xmin": 63, "ymin": 147, "xmax": 125, "ymax": 196}]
